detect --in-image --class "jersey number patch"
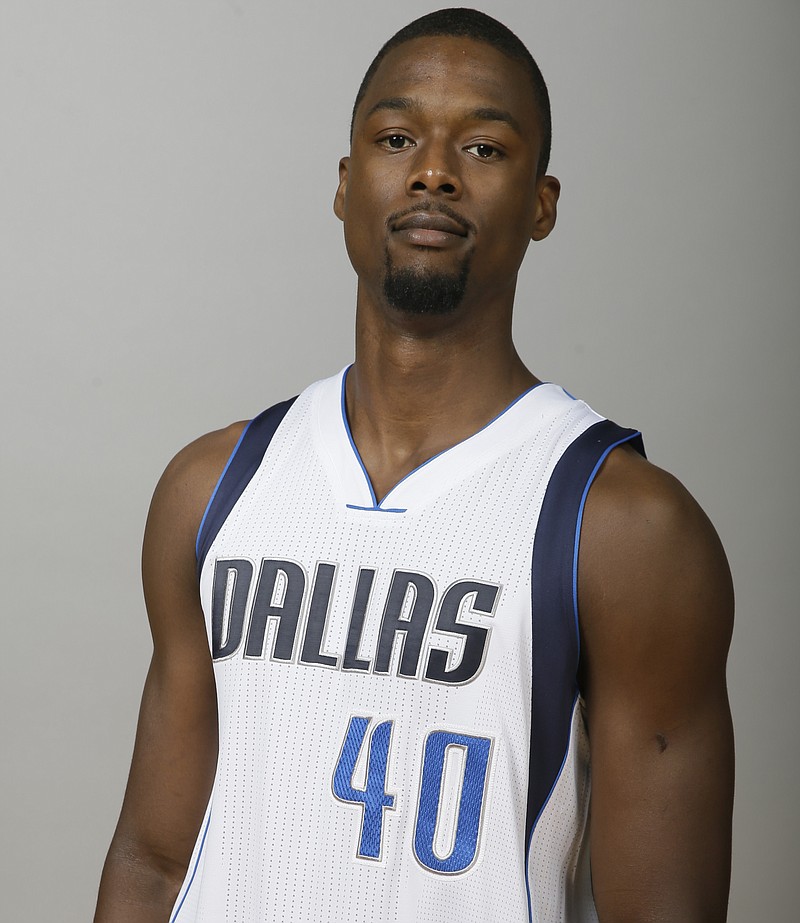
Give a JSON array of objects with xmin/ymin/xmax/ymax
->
[{"xmin": 332, "ymin": 716, "xmax": 492, "ymax": 874}]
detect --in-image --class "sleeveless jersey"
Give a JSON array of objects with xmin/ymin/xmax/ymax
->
[{"xmin": 171, "ymin": 367, "xmax": 644, "ymax": 923}]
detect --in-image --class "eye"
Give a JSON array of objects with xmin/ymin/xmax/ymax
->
[
  {"xmin": 379, "ymin": 134, "xmax": 415, "ymax": 151},
  {"xmin": 465, "ymin": 142, "xmax": 503, "ymax": 160}
]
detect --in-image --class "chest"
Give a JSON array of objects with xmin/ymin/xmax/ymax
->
[{"xmin": 200, "ymin": 444, "xmax": 545, "ymax": 688}]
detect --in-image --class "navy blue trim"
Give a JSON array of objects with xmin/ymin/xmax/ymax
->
[
  {"xmin": 195, "ymin": 420, "xmax": 253, "ymax": 560},
  {"xmin": 525, "ymin": 420, "xmax": 645, "ymax": 849},
  {"xmin": 195, "ymin": 396, "xmax": 297, "ymax": 576}
]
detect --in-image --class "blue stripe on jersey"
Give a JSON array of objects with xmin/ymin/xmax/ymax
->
[
  {"xmin": 345, "ymin": 504, "xmax": 408, "ymax": 513},
  {"xmin": 195, "ymin": 397, "xmax": 297, "ymax": 575},
  {"xmin": 525, "ymin": 420, "xmax": 645, "ymax": 855}
]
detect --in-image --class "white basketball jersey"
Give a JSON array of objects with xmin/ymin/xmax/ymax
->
[{"xmin": 170, "ymin": 367, "xmax": 643, "ymax": 923}]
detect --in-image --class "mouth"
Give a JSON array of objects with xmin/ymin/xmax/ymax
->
[
  {"xmin": 392, "ymin": 212, "xmax": 468, "ymax": 236},
  {"xmin": 390, "ymin": 208, "xmax": 470, "ymax": 249}
]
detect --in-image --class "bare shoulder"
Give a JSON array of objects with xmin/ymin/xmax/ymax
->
[
  {"xmin": 146, "ymin": 418, "xmax": 249, "ymax": 542},
  {"xmin": 578, "ymin": 442, "xmax": 734, "ymax": 701},
  {"xmin": 581, "ymin": 443, "xmax": 725, "ymax": 559},
  {"xmin": 149, "ymin": 420, "xmax": 250, "ymax": 531},
  {"xmin": 142, "ymin": 420, "xmax": 249, "ymax": 632}
]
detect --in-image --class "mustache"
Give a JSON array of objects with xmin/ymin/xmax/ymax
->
[{"xmin": 387, "ymin": 201, "xmax": 475, "ymax": 236}]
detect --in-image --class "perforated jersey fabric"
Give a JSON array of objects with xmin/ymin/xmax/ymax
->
[{"xmin": 171, "ymin": 367, "xmax": 643, "ymax": 923}]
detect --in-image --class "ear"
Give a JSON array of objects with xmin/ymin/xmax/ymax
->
[
  {"xmin": 531, "ymin": 174, "xmax": 561, "ymax": 241},
  {"xmin": 333, "ymin": 157, "xmax": 349, "ymax": 222}
]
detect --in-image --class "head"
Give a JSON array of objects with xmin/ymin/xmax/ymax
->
[{"xmin": 335, "ymin": 9, "xmax": 560, "ymax": 320}]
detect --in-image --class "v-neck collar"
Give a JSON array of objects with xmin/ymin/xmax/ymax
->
[{"xmin": 313, "ymin": 366, "xmax": 562, "ymax": 515}]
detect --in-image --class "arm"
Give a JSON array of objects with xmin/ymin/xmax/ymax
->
[
  {"xmin": 579, "ymin": 446, "xmax": 734, "ymax": 923},
  {"xmin": 94, "ymin": 422, "xmax": 247, "ymax": 922}
]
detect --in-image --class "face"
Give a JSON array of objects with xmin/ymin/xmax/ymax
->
[{"xmin": 334, "ymin": 36, "xmax": 560, "ymax": 319}]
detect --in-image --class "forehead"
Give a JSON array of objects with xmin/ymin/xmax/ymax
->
[{"xmin": 357, "ymin": 35, "xmax": 540, "ymax": 139}]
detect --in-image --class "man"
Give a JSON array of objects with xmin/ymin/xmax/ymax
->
[{"xmin": 95, "ymin": 8, "xmax": 734, "ymax": 922}]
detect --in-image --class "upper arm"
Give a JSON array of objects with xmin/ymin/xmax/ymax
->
[
  {"xmin": 96, "ymin": 421, "xmax": 246, "ymax": 917},
  {"xmin": 578, "ymin": 447, "xmax": 734, "ymax": 922}
]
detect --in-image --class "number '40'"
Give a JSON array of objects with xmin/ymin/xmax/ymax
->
[{"xmin": 332, "ymin": 716, "xmax": 492, "ymax": 874}]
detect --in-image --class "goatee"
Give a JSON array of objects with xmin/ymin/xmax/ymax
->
[{"xmin": 383, "ymin": 252, "xmax": 471, "ymax": 316}]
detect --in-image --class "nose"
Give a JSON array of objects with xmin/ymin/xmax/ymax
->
[{"xmin": 406, "ymin": 143, "xmax": 461, "ymax": 198}]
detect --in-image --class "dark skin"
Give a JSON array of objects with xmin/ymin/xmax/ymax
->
[{"xmin": 95, "ymin": 36, "xmax": 734, "ymax": 922}]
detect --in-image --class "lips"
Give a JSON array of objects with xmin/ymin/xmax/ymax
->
[{"xmin": 392, "ymin": 212, "xmax": 469, "ymax": 237}]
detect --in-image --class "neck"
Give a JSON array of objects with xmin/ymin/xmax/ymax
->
[{"xmin": 346, "ymin": 286, "xmax": 539, "ymax": 502}]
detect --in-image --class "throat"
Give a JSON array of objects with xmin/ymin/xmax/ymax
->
[{"xmin": 342, "ymin": 339, "xmax": 540, "ymax": 505}]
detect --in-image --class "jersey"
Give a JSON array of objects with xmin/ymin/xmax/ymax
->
[{"xmin": 170, "ymin": 367, "xmax": 644, "ymax": 923}]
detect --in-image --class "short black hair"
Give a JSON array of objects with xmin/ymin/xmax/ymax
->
[{"xmin": 350, "ymin": 8, "xmax": 552, "ymax": 175}]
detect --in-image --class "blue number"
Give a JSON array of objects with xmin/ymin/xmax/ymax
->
[
  {"xmin": 413, "ymin": 731, "xmax": 492, "ymax": 873},
  {"xmin": 332, "ymin": 717, "xmax": 395, "ymax": 860},
  {"xmin": 332, "ymin": 721, "xmax": 492, "ymax": 872}
]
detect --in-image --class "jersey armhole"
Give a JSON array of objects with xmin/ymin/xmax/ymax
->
[
  {"xmin": 526, "ymin": 419, "xmax": 645, "ymax": 836},
  {"xmin": 195, "ymin": 396, "xmax": 297, "ymax": 577}
]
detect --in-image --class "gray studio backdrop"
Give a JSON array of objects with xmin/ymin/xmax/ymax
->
[{"xmin": 2, "ymin": 1, "xmax": 797, "ymax": 920}]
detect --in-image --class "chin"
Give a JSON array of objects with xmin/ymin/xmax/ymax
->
[{"xmin": 383, "ymin": 254, "xmax": 471, "ymax": 317}]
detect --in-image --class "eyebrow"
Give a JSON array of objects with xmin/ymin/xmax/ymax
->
[
  {"xmin": 466, "ymin": 106, "xmax": 523, "ymax": 136},
  {"xmin": 364, "ymin": 97, "xmax": 523, "ymax": 137},
  {"xmin": 365, "ymin": 96, "xmax": 416, "ymax": 119}
]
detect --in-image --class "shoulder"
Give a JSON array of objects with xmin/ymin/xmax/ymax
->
[
  {"xmin": 578, "ymin": 444, "xmax": 733, "ymax": 685},
  {"xmin": 581, "ymin": 443, "xmax": 715, "ymax": 552},
  {"xmin": 142, "ymin": 421, "xmax": 249, "ymax": 600},
  {"xmin": 579, "ymin": 444, "xmax": 730, "ymax": 585},
  {"xmin": 148, "ymin": 421, "xmax": 250, "ymax": 536}
]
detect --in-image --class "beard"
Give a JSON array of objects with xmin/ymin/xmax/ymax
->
[{"xmin": 382, "ymin": 251, "xmax": 471, "ymax": 317}]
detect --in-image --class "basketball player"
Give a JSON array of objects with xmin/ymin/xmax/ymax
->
[{"xmin": 95, "ymin": 9, "xmax": 734, "ymax": 922}]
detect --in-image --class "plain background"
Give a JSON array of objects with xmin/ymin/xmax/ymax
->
[{"xmin": 2, "ymin": 1, "xmax": 797, "ymax": 920}]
